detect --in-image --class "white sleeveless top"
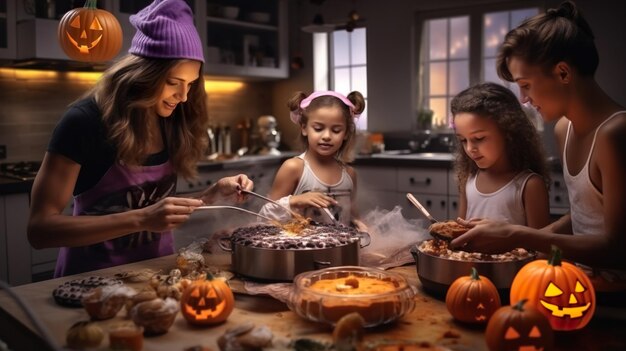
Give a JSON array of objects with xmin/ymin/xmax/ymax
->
[
  {"xmin": 292, "ymin": 153, "xmax": 354, "ymax": 225},
  {"xmin": 465, "ymin": 170, "xmax": 535, "ymax": 225},
  {"xmin": 563, "ymin": 111, "xmax": 626, "ymax": 287}
]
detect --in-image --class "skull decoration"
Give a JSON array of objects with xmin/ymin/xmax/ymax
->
[
  {"xmin": 510, "ymin": 246, "xmax": 596, "ymax": 331},
  {"xmin": 180, "ymin": 277, "xmax": 234, "ymax": 326},
  {"xmin": 57, "ymin": 0, "xmax": 122, "ymax": 62},
  {"xmin": 446, "ymin": 267, "xmax": 501, "ymax": 324},
  {"xmin": 486, "ymin": 299, "xmax": 554, "ymax": 351}
]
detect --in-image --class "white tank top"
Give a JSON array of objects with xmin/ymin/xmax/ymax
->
[
  {"xmin": 465, "ymin": 170, "xmax": 535, "ymax": 225},
  {"xmin": 563, "ymin": 111, "xmax": 626, "ymax": 288},
  {"xmin": 293, "ymin": 153, "xmax": 354, "ymax": 225}
]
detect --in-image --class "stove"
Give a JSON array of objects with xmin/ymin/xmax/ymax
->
[{"xmin": 0, "ymin": 161, "xmax": 41, "ymax": 181}]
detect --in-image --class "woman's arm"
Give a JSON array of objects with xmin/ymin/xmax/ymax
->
[
  {"xmin": 28, "ymin": 152, "xmax": 202, "ymax": 249},
  {"xmin": 523, "ymin": 175, "xmax": 551, "ymax": 229}
]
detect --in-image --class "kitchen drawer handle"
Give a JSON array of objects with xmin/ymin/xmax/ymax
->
[
  {"xmin": 409, "ymin": 177, "xmax": 431, "ymax": 185},
  {"xmin": 314, "ymin": 260, "xmax": 332, "ymax": 269}
]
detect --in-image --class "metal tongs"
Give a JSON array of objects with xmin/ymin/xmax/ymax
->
[
  {"xmin": 195, "ymin": 205, "xmax": 276, "ymax": 222},
  {"xmin": 240, "ymin": 189, "xmax": 337, "ymax": 224}
]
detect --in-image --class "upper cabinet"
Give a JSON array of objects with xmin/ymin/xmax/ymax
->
[
  {"xmin": 0, "ymin": 0, "xmax": 16, "ymax": 59},
  {"xmin": 114, "ymin": 0, "xmax": 288, "ymax": 80},
  {"xmin": 201, "ymin": 0, "xmax": 288, "ymax": 79}
]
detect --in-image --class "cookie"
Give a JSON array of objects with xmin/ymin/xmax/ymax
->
[{"xmin": 52, "ymin": 276, "xmax": 123, "ymax": 307}]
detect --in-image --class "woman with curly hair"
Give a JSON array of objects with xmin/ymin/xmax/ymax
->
[
  {"xmin": 451, "ymin": 82, "xmax": 551, "ymax": 229},
  {"xmin": 28, "ymin": 0, "xmax": 253, "ymax": 277}
]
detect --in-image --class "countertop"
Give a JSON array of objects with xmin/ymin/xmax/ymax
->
[
  {"xmin": 1, "ymin": 252, "xmax": 625, "ymax": 351},
  {"xmin": 0, "ymin": 152, "xmax": 563, "ymax": 195}
]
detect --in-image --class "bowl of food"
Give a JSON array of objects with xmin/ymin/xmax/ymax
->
[
  {"xmin": 288, "ymin": 266, "xmax": 415, "ymax": 327},
  {"xmin": 219, "ymin": 223, "xmax": 370, "ymax": 281},
  {"xmin": 411, "ymin": 239, "xmax": 536, "ymax": 297}
]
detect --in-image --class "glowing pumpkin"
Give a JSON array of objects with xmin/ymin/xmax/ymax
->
[
  {"xmin": 486, "ymin": 299, "xmax": 554, "ymax": 351},
  {"xmin": 510, "ymin": 245, "xmax": 595, "ymax": 331},
  {"xmin": 446, "ymin": 267, "xmax": 501, "ymax": 324},
  {"xmin": 57, "ymin": 0, "xmax": 122, "ymax": 62},
  {"xmin": 180, "ymin": 277, "xmax": 234, "ymax": 326}
]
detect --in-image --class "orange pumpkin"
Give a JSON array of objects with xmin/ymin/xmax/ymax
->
[
  {"xmin": 180, "ymin": 277, "xmax": 234, "ymax": 326},
  {"xmin": 510, "ymin": 245, "xmax": 595, "ymax": 331},
  {"xmin": 446, "ymin": 267, "xmax": 501, "ymax": 324},
  {"xmin": 486, "ymin": 299, "xmax": 554, "ymax": 351},
  {"xmin": 57, "ymin": 0, "xmax": 122, "ymax": 62}
]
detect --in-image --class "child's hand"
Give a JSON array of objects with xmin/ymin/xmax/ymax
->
[{"xmin": 290, "ymin": 192, "xmax": 338, "ymax": 209}]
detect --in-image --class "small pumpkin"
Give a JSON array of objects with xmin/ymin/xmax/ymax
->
[
  {"xmin": 57, "ymin": 0, "xmax": 122, "ymax": 62},
  {"xmin": 486, "ymin": 299, "xmax": 554, "ymax": 351},
  {"xmin": 510, "ymin": 245, "xmax": 595, "ymax": 331},
  {"xmin": 180, "ymin": 277, "xmax": 234, "ymax": 326},
  {"xmin": 446, "ymin": 267, "xmax": 501, "ymax": 324}
]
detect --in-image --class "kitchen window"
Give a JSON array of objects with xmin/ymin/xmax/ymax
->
[
  {"xmin": 417, "ymin": 4, "xmax": 539, "ymax": 128},
  {"xmin": 314, "ymin": 27, "xmax": 368, "ymax": 130}
]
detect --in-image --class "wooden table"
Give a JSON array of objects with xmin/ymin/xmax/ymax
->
[{"xmin": 1, "ymin": 253, "xmax": 625, "ymax": 351}]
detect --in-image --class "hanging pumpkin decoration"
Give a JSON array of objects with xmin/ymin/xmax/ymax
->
[
  {"xmin": 57, "ymin": 0, "xmax": 122, "ymax": 62},
  {"xmin": 180, "ymin": 277, "xmax": 234, "ymax": 326},
  {"xmin": 486, "ymin": 299, "xmax": 554, "ymax": 351},
  {"xmin": 510, "ymin": 245, "xmax": 595, "ymax": 331},
  {"xmin": 446, "ymin": 267, "xmax": 501, "ymax": 324}
]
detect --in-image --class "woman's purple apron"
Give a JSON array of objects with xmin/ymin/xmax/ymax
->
[{"xmin": 54, "ymin": 161, "xmax": 176, "ymax": 277}]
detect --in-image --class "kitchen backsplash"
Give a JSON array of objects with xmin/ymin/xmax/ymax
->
[{"xmin": 0, "ymin": 68, "xmax": 274, "ymax": 162}]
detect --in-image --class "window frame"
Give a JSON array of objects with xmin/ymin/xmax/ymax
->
[{"xmin": 414, "ymin": 1, "xmax": 542, "ymax": 129}]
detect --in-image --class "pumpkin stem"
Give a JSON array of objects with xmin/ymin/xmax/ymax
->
[
  {"xmin": 83, "ymin": 0, "xmax": 98, "ymax": 9},
  {"xmin": 470, "ymin": 267, "xmax": 480, "ymax": 280},
  {"xmin": 512, "ymin": 299, "xmax": 528, "ymax": 312},
  {"xmin": 206, "ymin": 272, "xmax": 215, "ymax": 281},
  {"xmin": 548, "ymin": 245, "xmax": 563, "ymax": 266}
]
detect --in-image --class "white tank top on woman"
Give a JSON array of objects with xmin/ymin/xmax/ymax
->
[
  {"xmin": 465, "ymin": 170, "xmax": 535, "ymax": 225},
  {"xmin": 563, "ymin": 111, "xmax": 626, "ymax": 287}
]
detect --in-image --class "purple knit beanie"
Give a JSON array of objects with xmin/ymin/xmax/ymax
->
[{"xmin": 129, "ymin": 0, "xmax": 204, "ymax": 62}]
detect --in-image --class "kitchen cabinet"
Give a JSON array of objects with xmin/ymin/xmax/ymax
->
[
  {"xmin": 113, "ymin": 0, "xmax": 288, "ymax": 79},
  {"xmin": 549, "ymin": 171, "xmax": 570, "ymax": 216},
  {"xmin": 0, "ymin": 192, "xmax": 31, "ymax": 286},
  {"xmin": 0, "ymin": 0, "xmax": 16, "ymax": 59},
  {"xmin": 355, "ymin": 163, "xmax": 457, "ymax": 222},
  {"xmin": 202, "ymin": 0, "xmax": 288, "ymax": 79}
]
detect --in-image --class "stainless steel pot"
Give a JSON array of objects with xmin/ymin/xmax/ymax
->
[
  {"xmin": 219, "ymin": 232, "xmax": 370, "ymax": 282},
  {"xmin": 410, "ymin": 243, "xmax": 536, "ymax": 297}
]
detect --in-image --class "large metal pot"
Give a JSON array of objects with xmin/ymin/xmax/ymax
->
[
  {"xmin": 410, "ymin": 243, "xmax": 536, "ymax": 297},
  {"xmin": 219, "ymin": 231, "xmax": 370, "ymax": 282}
]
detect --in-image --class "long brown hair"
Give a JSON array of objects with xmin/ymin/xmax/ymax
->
[
  {"xmin": 497, "ymin": 1, "xmax": 598, "ymax": 81},
  {"xmin": 84, "ymin": 55, "xmax": 208, "ymax": 180},
  {"xmin": 451, "ymin": 82, "xmax": 550, "ymax": 190},
  {"xmin": 287, "ymin": 91, "xmax": 365, "ymax": 163}
]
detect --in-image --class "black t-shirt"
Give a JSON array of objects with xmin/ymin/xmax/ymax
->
[{"xmin": 48, "ymin": 98, "xmax": 169, "ymax": 195}]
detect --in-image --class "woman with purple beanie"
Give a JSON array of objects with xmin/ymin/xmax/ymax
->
[{"xmin": 28, "ymin": 0, "xmax": 253, "ymax": 277}]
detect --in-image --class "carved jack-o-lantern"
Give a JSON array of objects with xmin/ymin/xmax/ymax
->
[
  {"xmin": 486, "ymin": 299, "xmax": 554, "ymax": 351},
  {"xmin": 180, "ymin": 278, "xmax": 234, "ymax": 326},
  {"xmin": 510, "ymin": 246, "xmax": 595, "ymax": 331},
  {"xmin": 446, "ymin": 267, "xmax": 501, "ymax": 324},
  {"xmin": 57, "ymin": 0, "xmax": 122, "ymax": 62}
]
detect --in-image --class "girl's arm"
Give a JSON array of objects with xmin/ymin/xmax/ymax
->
[
  {"xmin": 267, "ymin": 158, "xmax": 303, "ymax": 200},
  {"xmin": 28, "ymin": 152, "xmax": 203, "ymax": 249},
  {"xmin": 522, "ymin": 175, "xmax": 551, "ymax": 229}
]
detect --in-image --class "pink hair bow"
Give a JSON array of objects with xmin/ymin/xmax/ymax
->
[{"xmin": 289, "ymin": 91, "xmax": 360, "ymax": 124}]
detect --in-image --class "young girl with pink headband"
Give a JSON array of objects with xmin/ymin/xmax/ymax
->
[{"xmin": 260, "ymin": 90, "xmax": 367, "ymax": 230}]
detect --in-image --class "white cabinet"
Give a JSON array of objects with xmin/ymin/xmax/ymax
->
[
  {"xmin": 355, "ymin": 166, "xmax": 398, "ymax": 214},
  {"xmin": 549, "ymin": 171, "xmax": 569, "ymax": 215},
  {"xmin": 398, "ymin": 168, "xmax": 449, "ymax": 221},
  {"xmin": 0, "ymin": 0, "xmax": 16, "ymax": 59}
]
